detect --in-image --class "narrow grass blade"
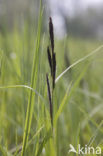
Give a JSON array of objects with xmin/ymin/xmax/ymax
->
[
  {"xmin": 54, "ymin": 65, "xmax": 88, "ymax": 126},
  {"xmin": 87, "ymin": 121, "xmax": 103, "ymax": 146},
  {"xmin": 11, "ymin": 125, "xmax": 44, "ymax": 156},
  {"xmin": 21, "ymin": 1, "xmax": 43, "ymax": 155},
  {"xmin": 56, "ymin": 45, "xmax": 103, "ymax": 83},
  {"xmin": 36, "ymin": 129, "xmax": 52, "ymax": 156},
  {"xmin": 0, "ymin": 85, "xmax": 44, "ymax": 101},
  {"xmin": 76, "ymin": 124, "xmax": 80, "ymax": 156},
  {"xmin": 46, "ymin": 74, "xmax": 53, "ymax": 127}
]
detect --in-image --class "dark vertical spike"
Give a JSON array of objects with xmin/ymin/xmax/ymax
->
[
  {"xmin": 46, "ymin": 74, "xmax": 53, "ymax": 126},
  {"xmin": 49, "ymin": 17, "xmax": 54, "ymax": 54},
  {"xmin": 47, "ymin": 46, "xmax": 52, "ymax": 75},
  {"xmin": 53, "ymin": 53, "xmax": 56, "ymax": 89}
]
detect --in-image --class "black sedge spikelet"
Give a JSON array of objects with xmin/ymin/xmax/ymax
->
[
  {"xmin": 47, "ymin": 46, "xmax": 52, "ymax": 75},
  {"xmin": 53, "ymin": 52, "xmax": 56, "ymax": 89},
  {"xmin": 49, "ymin": 17, "xmax": 54, "ymax": 54},
  {"xmin": 46, "ymin": 17, "xmax": 56, "ymax": 128},
  {"xmin": 46, "ymin": 74, "xmax": 53, "ymax": 126},
  {"xmin": 48, "ymin": 17, "xmax": 56, "ymax": 89}
]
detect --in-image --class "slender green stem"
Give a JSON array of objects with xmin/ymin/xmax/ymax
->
[{"xmin": 21, "ymin": 1, "xmax": 43, "ymax": 155}]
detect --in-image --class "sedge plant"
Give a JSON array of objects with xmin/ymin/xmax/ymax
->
[{"xmin": 46, "ymin": 17, "xmax": 56, "ymax": 129}]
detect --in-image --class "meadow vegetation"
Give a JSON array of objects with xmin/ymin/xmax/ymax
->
[{"xmin": 0, "ymin": 2, "xmax": 103, "ymax": 156}]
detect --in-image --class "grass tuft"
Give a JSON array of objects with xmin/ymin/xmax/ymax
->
[{"xmin": 21, "ymin": 1, "xmax": 43, "ymax": 155}]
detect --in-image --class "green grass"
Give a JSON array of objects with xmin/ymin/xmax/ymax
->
[
  {"xmin": 0, "ymin": 3, "xmax": 103, "ymax": 156},
  {"xmin": 21, "ymin": 1, "xmax": 43, "ymax": 155}
]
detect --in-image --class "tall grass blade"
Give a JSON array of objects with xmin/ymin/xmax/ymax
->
[
  {"xmin": 0, "ymin": 85, "xmax": 44, "ymax": 101},
  {"xmin": 21, "ymin": 1, "xmax": 43, "ymax": 155},
  {"xmin": 56, "ymin": 45, "xmax": 103, "ymax": 83},
  {"xmin": 87, "ymin": 121, "xmax": 103, "ymax": 146},
  {"xmin": 54, "ymin": 65, "xmax": 88, "ymax": 126},
  {"xmin": 36, "ymin": 129, "xmax": 52, "ymax": 156},
  {"xmin": 11, "ymin": 125, "xmax": 44, "ymax": 156}
]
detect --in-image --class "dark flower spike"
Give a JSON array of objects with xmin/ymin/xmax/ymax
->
[
  {"xmin": 46, "ymin": 17, "xmax": 56, "ymax": 129},
  {"xmin": 49, "ymin": 17, "xmax": 54, "ymax": 54},
  {"xmin": 53, "ymin": 52, "xmax": 56, "ymax": 89},
  {"xmin": 46, "ymin": 74, "xmax": 53, "ymax": 126},
  {"xmin": 47, "ymin": 46, "xmax": 52, "ymax": 75}
]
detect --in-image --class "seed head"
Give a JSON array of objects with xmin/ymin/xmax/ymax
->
[
  {"xmin": 46, "ymin": 74, "xmax": 53, "ymax": 126},
  {"xmin": 49, "ymin": 17, "xmax": 54, "ymax": 54},
  {"xmin": 47, "ymin": 46, "xmax": 52, "ymax": 75},
  {"xmin": 53, "ymin": 52, "xmax": 56, "ymax": 89}
]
